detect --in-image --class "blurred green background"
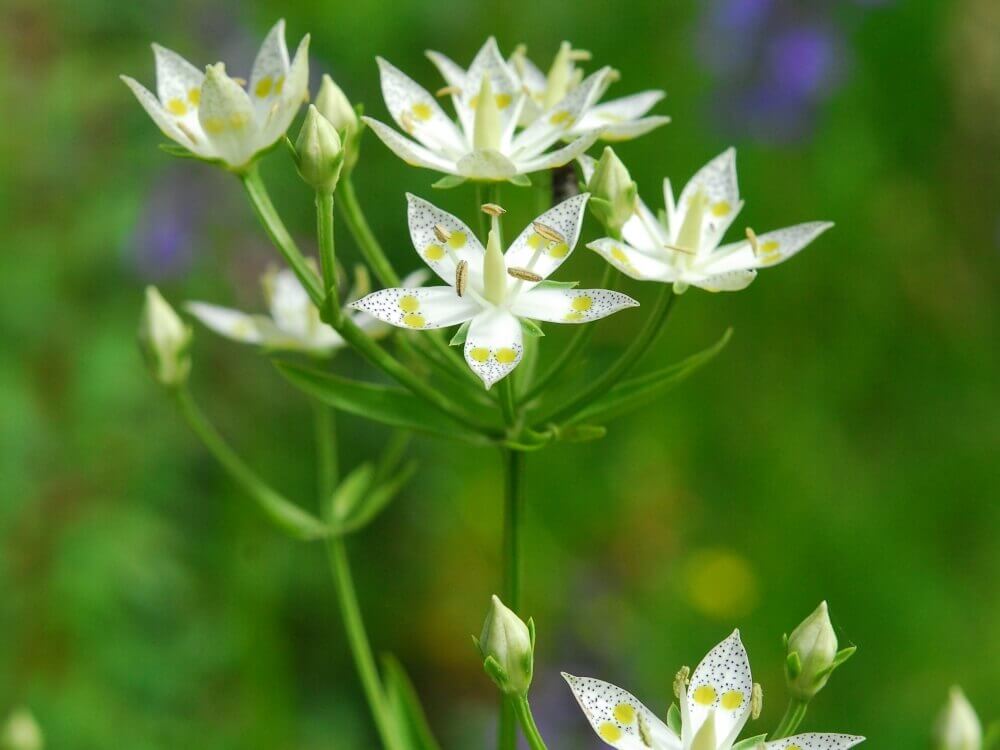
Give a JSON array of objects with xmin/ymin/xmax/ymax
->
[{"xmin": 2, "ymin": 0, "xmax": 998, "ymax": 747}]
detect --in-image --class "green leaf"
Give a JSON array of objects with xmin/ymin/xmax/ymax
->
[
  {"xmin": 507, "ymin": 173, "xmax": 532, "ymax": 187},
  {"xmin": 275, "ymin": 361, "xmax": 488, "ymax": 443},
  {"xmin": 520, "ymin": 318, "xmax": 545, "ymax": 338},
  {"xmin": 450, "ymin": 319, "xmax": 471, "ymax": 346},
  {"xmin": 432, "ymin": 174, "xmax": 467, "ymax": 189},
  {"xmin": 328, "ymin": 463, "xmax": 375, "ymax": 523},
  {"xmin": 382, "ymin": 654, "xmax": 443, "ymax": 750},
  {"xmin": 336, "ymin": 461, "xmax": 417, "ymax": 534},
  {"xmin": 533, "ymin": 279, "xmax": 579, "ymax": 290},
  {"xmin": 984, "ymin": 720, "xmax": 1000, "ymax": 750},
  {"xmin": 555, "ymin": 424, "xmax": 606, "ymax": 442},
  {"xmin": 666, "ymin": 703, "xmax": 681, "ymax": 735},
  {"xmin": 786, "ymin": 651, "xmax": 803, "ymax": 679},
  {"xmin": 565, "ymin": 328, "xmax": 733, "ymax": 426},
  {"xmin": 733, "ymin": 734, "xmax": 768, "ymax": 750}
]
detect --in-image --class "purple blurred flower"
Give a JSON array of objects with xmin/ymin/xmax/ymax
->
[{"xmin": 128, "ymin": 167, "xmax": 204, "ymax": 281}]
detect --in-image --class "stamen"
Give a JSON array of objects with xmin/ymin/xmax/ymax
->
[
  {"xmin": 745, "ymin": 227, "xmax": 760, "ymax": 255},
  {"xmin": 636, "ymin": 714, "xmax": 653, "ymax": 748},
  {"xmin": 436, "ymin": 85, "xmax": 462, "ymax": 98},
  {"xmin": 673, "ymin": 666, "xmax": 690, "ymax": 699},
  {"xmin": 605, "ymin": 67, "xmax": 621, "ymax": 83},
  {"xmin": 400, "ymin": 110, "xmax": 417, "ymax": 134},
  {"xmin": 751, "ymin": 683, "xmax": 763, "ymax": 720},
  {"xmin": 481, "ymin": 203, "xmax": 507, "ymax": 217},
  {"xmin": 568, "ymin": 48, "xmax": 592, "ymax": 62},
  {"xmin": 507, "ymin": 266, "xmax": 542, "ymax": 282},
  {"xmin": 663, "ymin": 243, "xmax": 696, "ymax": 256},
  {"xmin": 532, "ymin": 221, "xmax": 565, "ymax": 244},
  {"xmin": 455, "ymin": 260, "xmax": 468, "ymax": 297},
  {"xmin": 231, "ymin": 77, "xmax": 247, "ymax": 87},
  {"xmin": 433, "ymin": 224, "xmax": 453, "ymax": 243},
  {"xmin": 175, "ymin": 121, "xmax": 200, "ymax": 145}
]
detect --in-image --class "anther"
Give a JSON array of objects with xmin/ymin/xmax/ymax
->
[
  {"xmin": 569, "ymin": 49, "xmax": 593, "ymax": 62},
  {"xmin": 664, "ymin": 243, "xmax": 696, "ymax": 256},
  {"xmin": 481, "ymin": 203, "xmax": 507, "ymax": 217},
  {"xmin": 436, "ymin": 85, "xmax": 462, "ymax": 98},
  {"xmin": 400, "ymin": 110, "xmax": 416, "ymax": 133},
  {"xmin": 751, "ymin": 683, "xmax": 763, "ymax": 720},
  {"xmin": 433, "ymin": 224, "xmax": 453, "ymax": 243},
  {"xmin": 745, "ymin": 227, "xmax": 760, "ymax": 255},
  {"xmin": 175, "ymin": 121, "xmax": 200, "ymax": 145},
  {"xmin": 673, "ymin": 666, "xmax": 690, "ymax": 699},
  {"xmin": 507, "ymin": 267, "xmax": 543, "ymax": 282},
  {"xmin": 455, "ymin": 260, "xmax": 468, "ymax": 297},
  {"xmin": 532, "ymin": 221, "xmax": 565, "ymax": 244}
]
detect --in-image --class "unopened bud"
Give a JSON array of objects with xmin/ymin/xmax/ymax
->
[
  {"xmin": 294, "ymin": 105, "xmax": 344, "ymax": 193},
  {"xmin": 475, "ymin": 595, "xmax": 534, "ymax": 696},
  {"xmin": 935, "ymin": 687, "xmax": 982, "ymax": 750},
  {"xmin": 1, "ymin": 708, "xmax": 44, "ymax": 750},
  {"xmin": 587, "ymin": 146, "xmax": 637, "ymax": 237},
  {"xmin": 139, "ymin": 286, "xmax": 191, "ymax": 387},
  {"xmin": 315, "ymin": 75, "xmax": 361, "ymax": 171},
  {"xmin": 785, "ymin": 601, "xmax": 854, "ymax": 701}
]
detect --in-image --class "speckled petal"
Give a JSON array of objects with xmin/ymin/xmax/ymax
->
[
  {"xmin": 563, "ymin": 673, "xmax": 680, "ymax": 750},
  {"xmin": 463, "ymin": 308, "xmax": 523, "ymax": 388},
  {"xmin": 765, "ymin": 734, "xmax": 865, "ymax": 749},
  {"xmin": 350, "ymin": 287, "xmax": 478, "ymax": 331},
  {"xmin": 510, "ymin": 287, "xmax": 638, "ymax": 324}
]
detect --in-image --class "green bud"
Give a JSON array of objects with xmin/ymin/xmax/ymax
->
[
  {"xmin": 476, "ymin": 595, "xmax": 534, "ymax": 696},
  {"xmin": 587, "ymin": 147, "xmax": 637, "ymax": 237},
  {"xmin": 784, "ymin": 601, "xmax": 852, "ymax": 701},
  {"xmin": 139, "ymin": 286, "xmax": 191, "ymax": 388},
  {"xmin": 315, "ymin": 75, "xmax": 361, "ymax": 171},
  {"xmin": 294, "ymin": 105, "xmax": 344, "ymax": 193},
  {"xmin": 935, "ymin": 687, "xmax": 982, "ymax": 750},
  {"xmin": 1, "ymin": 708, "xmax": 43, "ymax": 750}
]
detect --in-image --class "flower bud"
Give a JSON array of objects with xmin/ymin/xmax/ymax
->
[
  {"xmin": 1, "ymin": 708, "xmax": 43, "ymax": 750},
  {"xmin": 784, "ymin": 601, "xmax": 854, "ymax": 701},
  {"xmin": 295, "ymin": 105, "xmax": 344, "ymax": 193},
  {"xmin": 476, "ymin": 595, "xmax": 534, "ymax": 696},
  {"xmin": 315, "ymin": 75, "xmax": 361, "ymax": 171},
  {"xmin": 586, "ymin": 147, "xmax": 637, "ymax": 237},
  {"xmin": 139, "ymin": 286, "xmax": 191, "ymax": 387},
  {"xmin": 935, "ymin": 687, "xmax": 982, "ymax": 750}
]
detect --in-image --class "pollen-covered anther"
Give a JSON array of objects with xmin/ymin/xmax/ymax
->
[
  {"xmin": 532, "ymin": 221, "xmax": 565, "ymax": 244},
  {"xmin": 606, "ymin": 68, "xmax": 622, "ymax": 83},
  {"xmin": 507, "ymin": 267, "xmax": 543, "ymax": 282},
  {"xmin": 455, "ymin": 260, "xmax": 468, "ymax": 297},
  {"xmin": 436, "ymin": 85, "xmax": 462, "ymax": 98},
  {"xmin": 745, "ymin": 226, "xmax": 760, "ymax": 255},
  {"xmin": 568, "ymin": 48, "xmax": 593, "ymax": 62},
  {"xmin": 175, "ymin": 121, "xmax": 200, "ymax": 145},
  {"xmin": 481, "ymin": 203, "xmax": 507, "ymax": 217},
  {"xmin": 400, "ymin": 110, "xmax": 417, "ymax": 133},
  {"xmin": 751, "ymin": 683, "xmax": 763, "ymax": 720},
  {"xmin": 673, "ymin": 666, "xmax": 690, "ymax": 699},
  {"xmin": 433, "ymin": 224, "xmax": 453, "ymax": 243},
  {"xmin": 664, "ymin": 243, "xmax": 696, "ymax": 256}
]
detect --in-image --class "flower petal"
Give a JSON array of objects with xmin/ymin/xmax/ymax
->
[
  {"xmin": 267, "ymin": 269, "xmax": 314, "ymax": 338},
  {"xmin": 186, "ymin": 302, "xmax": 265, "ymax": 344},
  {"xmin": 765, "ymin": 734, "xmax": 865, "ymax": 749},
  {"xmin": 593, "ymin": 115, "xmax": 672, "ymax": 142},
  {"xmin": 685, "ymin": 630, "xmax": 753, "ymax": 747},
  {"xmin": 512, "ymin": 67, "xmax": 614, "ymax": 156},
  {"xmin": 406, "ymin": 193, "xmax": 486, "ymax": 286},
  {"xmin": 514, "ymin": 130, "xmax": 599, "ymax": 174},
  {"xmin": 621, "ymin": 196, "xmax": 670, "ymax": 252},
  {"xmin": 198, "ymin": 64, "xmax": 258, "ymax": 168},
  {"xmin": 510, "ymin": 287, "xmax": 638, "ymax": 324},
  {"xmin": 689, "ymin": 268, "xmax": 757, "ymax": 292},
  {"xmin": 426, "ymin": 49, "xmax": 473, "ymax": 132},
  {"xmin": 504, "ymin": 194, "xmax": 588, "ymax": 285},
  {"xmin": 121, "ymin": 75, "xmax": 196, "ymax": 150},
  {"xmin": 673, "ymin": 148, "xmax": 742, "ymax": 249},
  {"xmin": 463, "ymin": 37, "xmax": 522, "ymax": 135},
  {"xmin": 588, "ymin": 238, "xmax": 676, "ymax": 282},
  {"xmin": 562, "ymin": 674, "xmax": 680, "ymax": 750},
  {"xmin": 362, "ymin": 117, "xmax": 457, "ymax": 173},
  {"xmin": 248, "ymin": 19, "xmax": 291, "ymax": 120},
  {"xmin": 582, "ymin": 90, "xmax": 665, "ymax": 122},
  {"xmin": 375, "ymin": 57, "xmax": 465, "ymax": 156},
  {"xmin": 152, "ymin": 44, "xmax": 204, "ymax": 116},
  {"xmin": 350, "ymin": 287, "xmax": 478, "ymax": 331},
  {"xmin": 455, "ymin": 149, "xmax": 519, "ymax": 180},
  {"xmin": 260, "ymin": 33, "xmax": 310, "ymax": 147},
  {"xmin": 463, "ymin": 308, "xmax": 523, "ymax": 388}
]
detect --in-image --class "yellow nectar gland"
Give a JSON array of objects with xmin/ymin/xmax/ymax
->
[
  {"xmin": 402, "ymin": 313, "xmax": 425, "ymax": 328},
  {"xmin": 425, "ymin": 244, "xmax": 445, "ymax": 261},
  {"xmin": 549, "ymin": 110, "xmax": 572, "ymax": 126},
  {"xmin": 548, "ymin": 242, "xmax": 569, "ymax": 258},
  {"xmin": 255, "ymin": 76, "xmax": 273, "ymax": 98},
  {"xmin": 447, "ymin": 231, "xmax": 467, "ymax": 250},
  {"xmin": 167, "ymin": 98, "xmax": 188, "ymax": 116},
  {"xmin": 613, "ymin": 704, "xmax": 636, "ymax": 724},
  {"xmin": 711, "ymin": 200, "xmax": 731, "ymax": 217},
  {"xmin": 188, "ymin": 87, "xmax": 201, "ymax": 105},
  {"xmin": 721, "ymin": 690, "xmax": 744, "ymax": 710},
  {"xmin": 470, "ymin": 347, "xmax": 490, "ymax": 363},
  {"xmin": 693, "ymin": 685, "xmax": 717, "ymax": 705},
  {"xmin": 598, "ymin": 723, "xmax": 622, "ymax": 742},
  {"xmin": 571, "ymin": 296, "xmax": 592, "ymax": 312},
  {"xmin": 495, "ymin": 348, "xmax": 517, "ymax": 364},
  {"xmin": 399, "ymin": 295, "xmax": 420, "ymax": 313},
  {"xmin": 411, "ymin": 103, "xmax": 433, "ymax": 121}
]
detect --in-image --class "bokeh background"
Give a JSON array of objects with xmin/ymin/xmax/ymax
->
[{"xmin": 2, "ymin": 0, "xmax": 998, "ymax": 747}]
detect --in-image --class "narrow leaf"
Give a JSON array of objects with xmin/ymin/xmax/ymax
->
[
  {"xmin": 432, "ymin": 174, "xmax": 467, "ymax": 189},
  {"xmin": 450, "ymin": 319, "xmax": 471, "ymax": 346},
  {"xmin": 533, "ymin": 279, "xmax": 579, "ymax": 290},
  {"xmin": 329, "ymin": 463, "xmax": 375, "ymax": 523},
  {"xmin": 382, "ymin": 654, "xmax": 443, "ymax": 750},
  {"xmin": 666, "ymin": 703, "xmax": 681, "ymax": 735},
  {"xmin": 733, "ymin": 734, "xmax": 768, "ymax": 750},
  {"xmin": 520, "ymin": 318, "xmax": 545, "ymax": 338},
  {"xmin": 337, "ymin": 461, "xmax": 417, "ymax": 534},
  {"xmin": 507, "ymin": 173, "xmax": 532, "ymax": 187}
]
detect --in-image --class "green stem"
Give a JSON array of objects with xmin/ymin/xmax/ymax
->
[
  {"xmin": 173, "ymin": 387, "xmax": 327, "ymax": 540},
  {"xmin": 771, "ymin": 698, "xmax": 809, "ymax": 740},
  {"xmin": 338, "ymin": 176, "xmax": 399, "ymax": 287},
  {"xmin": 498, "ymin": 447, "xmax": 525, "ymax": 750},
  {"xmin": 498, "ymin": 378, "xmax": 518, "ymax": 429},
  {"xmin": 535, "ymin": 285, "xmax": 677, "ymax": 426},
  {"xmin": 315, "ymin": 191, "xmax": 342, "ymax": 326},
  {"xmin": 512, "ymin": 696, "xmax": 549, "ymax": 750},
  {"xmin": 242, "ymin": 166, "xmax": 324, "ymax": 306}
]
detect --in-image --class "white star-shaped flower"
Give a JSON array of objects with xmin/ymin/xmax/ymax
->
[
  {"xmin": 350, "ymin": 194, "xmax": 638, "ymax": 388},
  {"xmin": 121, "ymin": 20, "xmax": 309, "ymax": 171},
  {"xmin": 584, "ymin": 149, "xmax": 833, "ymax": 293},
  {"xmin": 362, "ymin": 38, "xmax": 603, "ymax": 182},
  {"xmin": 187, "ymin": 267, "xmax": 425, "ymax": 356},
  {"xmin": 565, "ymin": 630, "xmax": 865, "ymax": 750}
]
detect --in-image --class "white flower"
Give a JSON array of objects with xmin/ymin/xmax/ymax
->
[
  {"xmin": 585, "ymin": 149, "xmax": 833, "ymax": 293},
  {"xmin": 350, "ymin": 194, "xmax": 638, "ymax": 388},
  {"xmin": 565, "ymin": 631, "xmax": 865, "ymax": 750},
  {"xmin": 362, "ymin": 38, "xmax": 602, "ymax": 182},
  {"xmin": 187, "ymin": 267, "xmax": 426, "ymax": 356},
  {"xmin": 503, "ymin": 41, "xmax": 670, "ymax": 141},
  {"xmin": 934, "ymin": 687, "xmax": 982, "ymax": 750},
  {"xmin": 121, "ymin": 20, "xmax": 309, "ymax": 171}
]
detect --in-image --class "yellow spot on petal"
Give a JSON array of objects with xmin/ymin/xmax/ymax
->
[
  {"xmin": 447, "ymin": 231, "xmax": 467, "ymax": 249},
  {"xmin": 527, "ymin": 233, "xmax": 545, "ymax": 250},
  {"xmin": 255, "ymin": 76, "xmax": 273, "ymax": 98},
  {"xmin": 495, "ymin": 93, "xmax": 512, "ymax": 109},
  {"xmin": 470, "ymin": 347, "xmax": 490, "ymax": 363},
  {"xmin": 571, "ymin": 296, "xmax": 592, "ymax": 312},
  {"xmin": 721, "ymin": 691, "xmax": 744, "ymax": 710},
  {"xmin": 412, "ymin": 103, "xmax": 433, "ymax": 121},
  {"xmin": 495, "ymin": 348, "xmax": 517, "ymax": 364},
  {"xmin": 166, "ymin": 98, "xmax": 188, "ymax": 116},
  {"xmin": 613, "ymin": 704, "xmax": 636, "ymax": 724},
  {"xmin": 693, "ymin": 685, "xmax": 717, "ymax": 705},
  {"xmin": 469, "ymin": 95, "xmax": 479, "ymax": 109},
  {"xmin": 402, "ymin": 312, "xmax": 425, "ymax": 328},
  {"xmin": 711, "ymin": 200, "xmax": 731, "ymax": 217},
  {"xmin": 274, "ymin": 75, "xmax": 285, "ymax": 94},
  {"xmin": 548, "ymin": 242, "xmax": 569, "ymax": 258},
  {"xmin": 425, "ymin": 244, "xmax": 445, "ymax": 261},
  {"xmin": 188, "ymin": 87, "xmax": 201, "ymax": 105},
  {"xmin": 550, "ymin": 110, "xmax": 571, "ymax": 125},
  {"xmin": 204, "ymin": 117, "xmax": 226, "ymax": 134},
  {"xmin": 598, "ymin": 723, "xmax": 621, "ymax": 742},
  {"xmin": 761, "ymin": 240, "xmax": 779, "ymax": 253},
  {"xmin": 399, "ymin": 295, "xmax": 420, "ymax": 313},
  {"xmin": 228, "ymin": 112, "xmax": 249, "ymax": 129},
  {"xmin": 564, "ymin": 311, "xmax": 585, "ymax": 322},
  {"xmin": 611, "ymin": 246, "xmax": 628, "ymax": 262},
  {"xmin": 787, "ymin": 746, "xmax": 802, "ymax": 750}
]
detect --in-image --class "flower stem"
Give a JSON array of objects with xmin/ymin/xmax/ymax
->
[
  {"xmin": 498, "ymin": 378, "xmax": 518, "ymax": 428},
  {"xmin": 771, "ymin": 698, "xmax": 809, "ymax": 740},
  {"xmin": 512, "ymin": 696, "xmax": 549, "ymax": 750},
  {"xmin": 337, "ymin": 176, "xmax": 400, "ymax": 287},
  {"xmin": 534, "ymin": 285, "xmax": 677, "ymax": 426},
  {"xmin": 498, "ymin": 447, "xmax": 525, "ymax": 750},
  {"xmin": 242, "ymin": 166, "xmax": 324, "ymax": 306},
  {"xmin": 315, "ymin": 191, "xmax": 342, "ymax": 326}
]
